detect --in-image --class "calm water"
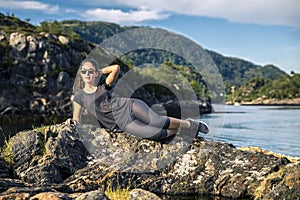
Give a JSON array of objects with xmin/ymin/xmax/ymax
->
[
  {"xmin": 201, "ymin": 105, "xmax": 300, "ymax": 158},
  {"xmin": 1, "ymin": 105, "xmax": 300, "ymax": 158}
]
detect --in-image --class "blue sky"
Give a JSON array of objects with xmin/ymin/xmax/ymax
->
[{"xmin": 1, "ymin": 0, "xmax": 299, "ymax": 73}]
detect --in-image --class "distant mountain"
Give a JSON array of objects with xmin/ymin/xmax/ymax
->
[
  {"xmin": 58, "ymin": 20, "xmax": 287, "ymax": 88},
  {"xmin": 1, "ymin": 13, "xmax": 295, "ymax": 107},
  {"xmin": 207, "ymin": 50, "xmax": 286, "ymax": 87}
]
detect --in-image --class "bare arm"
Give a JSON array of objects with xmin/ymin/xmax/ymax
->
[
  {"xmin": 65, "ymin": 101, "xmax": 82, "ymax": 125},
  {"xmin": 101, "ymin": 64, "xmax": 120, "ymax": 87},
  {"xmin": 72, "ymin": 101, "xmax": 82, "ymax": 123}
]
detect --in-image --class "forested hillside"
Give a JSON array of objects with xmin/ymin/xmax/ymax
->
[
  {"xmin": 232, "ymin": 74, "xmax": 300, "ymax": 103},
  {"xmin": 57, "ymin": 20, "xmax": 287, "ymax": 88},
  {"xmin": 59, "ymin": 20, "xmax": 132, "ymax": 44},
  {"xmin": 207, "ymin": 51, "xmax": 286, "ymax": 86},
  {"xmin": 1, "ymin": 13, "xmax": 298, "ymax": 108}
]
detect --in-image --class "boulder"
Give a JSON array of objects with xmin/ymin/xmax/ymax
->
[
  {"xmin": 0, "ymin": 123, "xmax": 298, "ymax": 199},
  {"xmin": 58, "ymin": 35, "xmax": 70, "ymax": 45},
  {"xmin": 0, "ymin": 186, "xmax": 66, "ymax": 199},
  {"xmin": 75, "ymin": 189, "xmax": 108, "ymax": 200},
  {"xmin": 0, "ymin": 186, "xmax": 109, "ymax": 200},
  {"xmin": 9, "ymin": 32, "xmax": 28, "ymax": 58},
  {"xmin": 254, "ymin": 161, "xmax": 300, "ymax": 200},
  {"xmin": 162, "ymin": 141, "xmax": 290, "ymax": 198},
  {"xmin": 62, "ymin": 124, "xmax": 292, "ymax": 199},
  {"xmin": 7, "ymin": 125, "xmax": 89, "ymax": 184},
  {"xmin": 130, "ymin": 188, "xmax": 162, "ymax": 200},
  {"xmin": 30, "ymin": 192, "xmax": 73, "ymax": 200}
]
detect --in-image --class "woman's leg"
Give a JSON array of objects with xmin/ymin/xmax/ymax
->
[
  {"xmin": 131, "ymin": 99, "xmax": 190, "ymax": 129},
  {"xmin": 123, "ymin": 119, "xmax": 168, "ymax": 140},
  {"xmin": 129, "ymin": 99, "xmax": 171, "ymax": 138},
  {"xmin": 168, "ymin": 117, "xmax": 190, "ymax": 129},
  {"xmin": 131, "ymin": 99, "xmax": 169, "ymax": 128},
  {"xmin": 129, "ymin": 99, "xmax": 209, "ymax": 138}
]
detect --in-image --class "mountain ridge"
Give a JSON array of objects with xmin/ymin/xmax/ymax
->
[
  {"xmin": 0, "ymin": 13, "xmax": 287, "ymax": 84},
  {"xmin": 1, "ymin": 13, "xmax": 298, "ymax": 107},
  {"xmin": 57, "ymin": 20, "xmax": 287, "ymax": 84}
]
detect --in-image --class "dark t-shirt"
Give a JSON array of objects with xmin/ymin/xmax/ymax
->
[{"xmin": 73, "ymin": 85, "xmax": 132, "ymax": 130}]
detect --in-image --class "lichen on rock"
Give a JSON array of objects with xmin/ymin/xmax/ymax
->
[{"xmin": 0, "ymin": 123, "xmax": 298, "ymax": 199}]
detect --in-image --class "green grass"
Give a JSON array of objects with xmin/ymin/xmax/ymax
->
[
  {"xmin": 105, "ymin": 185, "xmax": 130, "ymax": 200},
  {"xmin": 0, "ymin": 136, "xmax": 15, "ymax": 167}
]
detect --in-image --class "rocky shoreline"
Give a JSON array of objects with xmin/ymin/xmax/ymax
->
[
  {"xmin": 242, "ymin": 98, "xmax": 300, "ymax": 106},
  {"xmin": 227, "ymin": 97, "xmax": 300, "ymax": 106},
  {"xmin": 0, "ymin": 123, "xmax": 299, "ymax": 199}
]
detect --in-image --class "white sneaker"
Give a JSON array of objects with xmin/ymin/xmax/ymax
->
[{"xmin": 187, "ymin": 118, "xmax": 209, "ymax": 134}]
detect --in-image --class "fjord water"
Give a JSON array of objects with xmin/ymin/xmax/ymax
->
[
  {"xmin": 1, "ymin": 105, "xmax": 299, "ymax": 158},
  {"xmin": 202, "ymin": 105, "xmax": 300, "ymax": 158}
]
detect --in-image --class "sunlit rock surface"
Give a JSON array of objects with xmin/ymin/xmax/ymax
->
[{"xmin": 0, "ymin": 124, "xmax": 299, "ymax": 199}]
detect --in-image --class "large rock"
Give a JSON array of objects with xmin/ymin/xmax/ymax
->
[
  {"xmin": 0, "ymin": 187, "xmax": 108, "ymax": 200},
  {"xmin": 162, "ymin": 142, "xmax": 290, "ymax": 198},
  {"xmin": 75, "ymin": 189, "xmax": 108, "ymax": 200},
  {"xmin": 63, "ymin": 126, "xmax": 291, "ymax": 199},
  {"xmin": 9, "ymin": 32, "xmax": 28, "ymax": 58},
  {"xmin": 0, "ymin": 124, "xmax": 298, "ymax": 199},
  {"xmin": 254, "ymin": 161, "xmax": 300, "ymax": 200},
  {"xmin": 62, "ymin": 124, "xmax": 294, "ymax": 199},
  {"xmin": 130, "ymin": 188, "xmax": 162, "ymax": 200},
  {"xmin": 6, "ymin": 125, "xmax": 89, "ymax": 184}
]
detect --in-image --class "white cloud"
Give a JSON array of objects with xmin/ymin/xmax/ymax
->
[
  {"xmin": 108, "ymin": 0, "xmax": 300, "ymax": 27},
  {"xmin": 81, "ymin": 7, "xmax": 169, "ymax": 23},
  {"xmin": 2, "ymin": 0, "xmax": 299, "ymax": 27},
  {"xmin": 0, "ymin": 0, "xmax": 59, "ymax": 13}
]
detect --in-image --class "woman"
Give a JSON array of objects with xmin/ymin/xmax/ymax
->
[{"xmin": 65, "ymin": 59, "xmax": 209, "ymax": 140}]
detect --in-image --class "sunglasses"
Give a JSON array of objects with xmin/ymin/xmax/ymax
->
[{"xmin": 80, "ymin": 69, "xmax": 95, "ymax": 75}]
